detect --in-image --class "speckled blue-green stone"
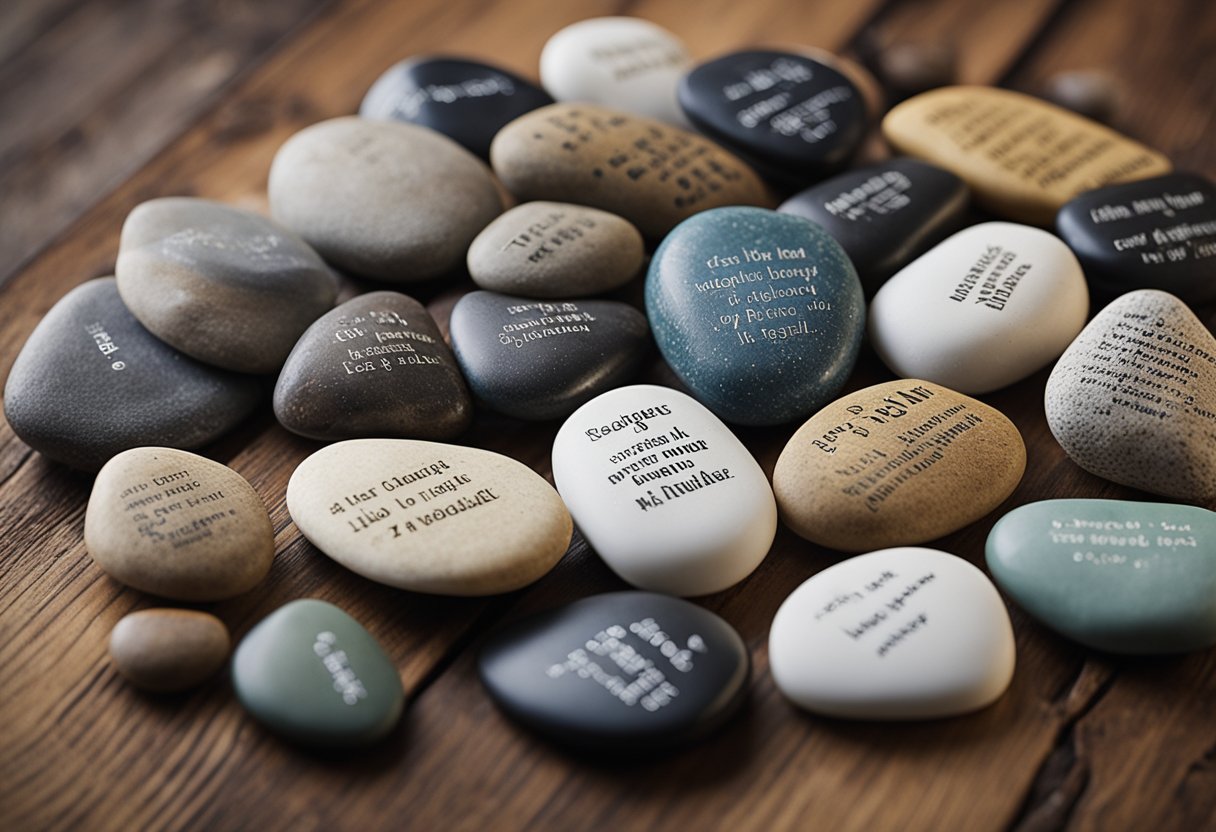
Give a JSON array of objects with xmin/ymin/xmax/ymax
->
[
  {"xmin": 645, "ymin": 207, "xmax": 864, "ymax": 426},
  {"xmin": 986, "ymin": 499, "xmax": 1216, "ymax": 654}
]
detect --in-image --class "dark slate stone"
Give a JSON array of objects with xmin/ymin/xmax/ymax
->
[
  {"xmin": 645, "ymin": 206, "xmax": 865, "ymax": 426},
  {"xmin": 448, "ymin": 291, "xmax": 650, "ymax": 421},
  {"xmin": 1056, "ymin": 172, "xmax": 1216, "ymax": 305},
  {"xmin": 479, "ymin": 591, "xmax": 749, "ymax": 751},
  {"xmin": 678, "ymin": 49, "xmax": 866, "ymax": 187},
  {"xmin": 3, "ymin": 278, "xmax": 261, "ymax": 471},
  {"xmin": 273, "ymin": 291, "xmax": 472, "ymax": 441},
  {"xmin": 778, "ymin": 158, "xmax": 968, "ymax": 294},
  {"xmin": 360, "ymin": 56, "xmax": 554, "ymax": 160}
]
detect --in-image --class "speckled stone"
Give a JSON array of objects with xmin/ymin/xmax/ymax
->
[
  {"xmin": 1045, "ymin": 290, "xmax": 1216, "ymax": 502},
  {"xmin": 987, "ymin": 499, "xmax": 1216, "ymax": 654},
  {"xmin": 2, "ymin": 278, "xmax": 261, "ymax": 471},
  {"xmin": 466, "ymin": 202, "xmax": 644, "ymax": 298},
  {"xmin": 773, "ymin": 380, "xmax": 1026, "ymax": 552},
  {"xmin": 109, "ymin": 608, "xmax": 230, "ymax": 692},
  {"xmin": 645, "ymin": 207, "xmax": 864, "ymax": 426},
  {"xmin": 268, "ymin": 117, "xmax": 503, "ymax": 281}
]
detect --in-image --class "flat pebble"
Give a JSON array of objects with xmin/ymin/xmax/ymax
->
[{"xmin": 109, "ymin": 608, "xmax": 230, "ymax": 692}]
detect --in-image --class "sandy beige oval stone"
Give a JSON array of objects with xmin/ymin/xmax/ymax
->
[
  {"xmin": 109, "ymin": 608, "xmax": 230, "ymax": 692},
  {"xmin": 773, "ymin": 380, "xmax": 1026, "ymax": 552},
  {"xmin": 286, "ymin": 439, "xmax": 572, "ymax": 595},
  {"xmin": 883, "ymin": 86, "xmax": 1170, "ymax": 226},
  {"xmin": 85, "ymin": 447, "xmax": 275, "ymax": 601},
  {"xmin": 491, "ymin": 103, "xmax": 773, "ymax": 240}
]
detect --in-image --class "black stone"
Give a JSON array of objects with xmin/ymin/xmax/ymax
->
[
  {"xmin": 360, "ymin": 56, "xmax": 554, "ymax": 160},
  {"xmin": 1056, "ymin": 172, "xmax": 1216, "ymax": 305},
  {"xmin": 3, "ymin": 278, "xmax": 261, "ymax": 471},
  {"xmin": 478, "ymin": 592, "xmax": 750, "ymax": 751},
  {"xmin": 448, "ymin": 291, "xmax": 650, "ymax": 421},
  {"xmin": 677, "ymin": 49, "xmax": 866, "ymax": 187},
  {"xmin": 778, "ymin": 158, "xmax": 969, "ymax": 294}
]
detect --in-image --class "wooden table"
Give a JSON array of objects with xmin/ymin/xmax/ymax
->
[{"xmin": 2, "ymin": 1, "xmax": 1214, "ymax": 829}]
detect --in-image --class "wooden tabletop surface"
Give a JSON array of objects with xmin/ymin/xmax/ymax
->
[{"xmin": 2, "ymin": 0, "xmax": 1214, "ymax": 829}]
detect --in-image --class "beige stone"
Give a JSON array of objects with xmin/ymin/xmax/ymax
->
[
  {"xmin": 773, "ymin": 380, "xmax": 1025, "ymax": 552},
  {"xmin": 85, "ymin": 448, "xmax": 275, "ymax": 601},
  {"xmin": 883, "ymin": 86, "xmax": 1171, "ymax": 226},
  {"xmin": 109, "ymin": 608, "xmax": 230, "ymax": 692},
  {"xmin": 286, "ymin": 439, "xmax": 572, "ymax": 595}
]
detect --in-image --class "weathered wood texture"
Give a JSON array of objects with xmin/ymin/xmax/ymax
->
[{"xmin": 1, "ymin": 0, "xmax": 1213, "ymax": 830}]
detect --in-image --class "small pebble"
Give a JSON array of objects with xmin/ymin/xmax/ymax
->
[
  {"xmin": 109, "ymin": 609, "xmax": 230, "ymax": 692},
  {"xmin": 1042, "ymin": 70, "xmax": 1121, "ymax": 124}
]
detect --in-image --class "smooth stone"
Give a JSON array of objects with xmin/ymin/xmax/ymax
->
[
  {"xmin": 360, "ymin": 55, "xmax": 553, "ymax": 159},
  {"xmin": 85, "ymin": 447, "xmax": 275, "ymax": 601},
  {"xmin": 793, "ymin": 46, "xmax": 884, "ymax": 122},
  {"xmin": 883, "ymin": 85, "xmax": 1172, "ymax": 225},
  {"xmin": 479, "ymin": 591, "xmax": 749, "ymax": 749},
  {"xmin": 1043, "ymin": 70, "xmax": 1121, "ymax": 124},
  {"xmin": 274, "ymin": 292, "xmax": 471, "ymax": 441},
  {"xmin": 773, "ymin": 380, "xmax": 1026, "ymax": 552},
  {"xmin": 869, "ymin": 221, "xmax": 1089, "ymax": 394},
  {"xmin": 678, "ymin": 49, "xmax": 866, "ymax": 186},
  {"xmin": 491, "ymin": 103, "xmax": 772, "ymax": 240},
  {"xmin": 778, "ymin": 158, "xmax": 968, "ymax": 293},
  {"xmin": 115, "ymin": 197, "xmax": 338, "ymax": 374},
  {"xmin": 466, "ymin": 202, "xmax": 644, "ymax": 297},
  {"xmin": 109, "ymin": 609, "xmax": 230, "ymax": 692},
  {"xmin": 449, "ymin": 291, "xmax": 650, "ymax": 420},
  {"xmin": 2, "ymin": 278, "xmax": 260, "ymax": 471},
  {"xmin": 539, "ymin": 17, "xmax": 692, "ymax": 126},
  {"xmin": 552, "ymin": 385, "xmax": 776, "ymax": 596},
  {"xmin": 645, "ymin": 206, "xmax": 864, "ymax": 426},
  {"xmin": 232, "ymin": 599, "xmax": 404, "ymax": 747},
  {"xmin": 769, "ymin": 547, "xmax": 1015, "ymax": 719},
  {"xmin": 987, "ymin": 499, "xmax": 1216, "ymax": 654},
  {"xmin": 1045, "ymin": 290, "xmax": 1216, "ymax": 502},
  {"xmin": 870, "ymin": 40, "xmax": 958, "ymax": 102},
  {"xmin": 287, "ymin": 439, "xmax": 572, "ymax": 595},
  {"xmin": 1056, "ymin": 172, "xmax": 1216, "ymax": 304},
  {"xmin": 268, "ymin": 117, "xmax": 503, "ymax": 281}
]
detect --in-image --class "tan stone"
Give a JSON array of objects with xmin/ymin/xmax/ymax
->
[
  {"xmin": 773, "ymin": 380, "xmax": 1025, "ymax": 552},
  {"xmin": 109, "ymin": 608, "xmax": 230, "ymax": 692},
  {"xmin": 882, "ymin": 85, "xmax": 1171, "ymax": 226},
  {"xmin": 85, "ymin": 448, "xmax": 275, "ymax": 601},
  {"xmin": 286, "ymin": 439, "xmax": 572, "ymax": 595}
]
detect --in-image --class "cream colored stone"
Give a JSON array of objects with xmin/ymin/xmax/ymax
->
[{"xmin": 109, "ymin": 608, "xmax": 230, "ymax": 692}]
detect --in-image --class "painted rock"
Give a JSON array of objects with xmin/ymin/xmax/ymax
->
[
  {"xmin": 1056, "ymin": 172, "xmax": 1216, "ymax": 304},
  {"xmin": 232, "ymin": 599, "xmax": 404, "ymax": 747},
  {"xmin": 552, "ymin": 385, "xmax": 776, "ymax": 596},
  {"xmin": 360, "ymin": 55, "xmax": 553, "ymax": 159},
  {"xmin": 85, "ymin": 447, "xmax": 275, "ymax": 601},
  {"xmin": 778, "ymin": 158, "xmax": 968, "ymax": 293},
  {"xmin": 479, "ymin": 591, "xmax": 749, "ymax": 749},
  {"xmin": 769, "ymin": 547, "xmax": 1015, "ymax": 719},
  {"xmin": 645, "ymin": 206, "xmax": 864, "ymax": 426},
  {"xmin": 287, "ymin": 439, "xmax": 572, "ymax": 595},
  {"xmin": 466, "ymin": 201, "xmax": 644, "ymax": 298},
  {"xmin": 273, "ymin": 292, "xmax": 471, "ymax": 441},
  {"xmin": 987, "ymin": 499, "xmax": 1216, "ymax": 654},
  {"xmin": 449, "ymin": 291, "xmax": 650, "ymax": 420},
  {"xmin": 869, "ymin": 222, "xmax": 1089, "ymax": 394},
  {"xmin": 490, "ymin": 103, "xmax": 771, "ymax": 240},
  {"xmin": 109, "ymin": 609, "xmax": 230, "ymax": 692},
  {"xmin": 539, "ymin": 17, "xmax": 691, "ymax": 126},
  {"xmin": 115, "ymin": 197, "xmax": 338, "ymax": 374},
  {"xmin": 773, "ymin": 380, "xmax": 1026, "ymax": 552},
  {"xmin": 1045, "ymin": 290, "xmax": 1216, "ymax": 502},
  {"xmin": 883, "ymin": 85, "xmax": 1171, "ymax": 225},
  {"xmin": 678, "ymin": 49, "xmax": 866, "ymax": 186},
  {"xmin": 2, "ymin": 278, "xmax": 260, "ymax": 471},
  {"xmin": 268, "ymin": 117, "xmax": 503, "ymax": 281}
]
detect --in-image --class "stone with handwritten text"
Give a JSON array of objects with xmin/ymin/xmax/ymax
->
[{"xmin": 109, "ymin": 608, "xmax": 230, "ymax": 692}]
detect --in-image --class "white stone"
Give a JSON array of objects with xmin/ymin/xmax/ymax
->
[
  {"xmin": 868, "ymin": 221, "xmax": 1089, "ymax": 394},
  {"xmin": 552, "ymin": 384, "xmax": 776, "ymax": 596},
  {"xmin": 768, "ymin": 547, "xmax": 1015, "ymax": 719},
  {"xmin": 539, "ymin": 17, "xmax": 692, "ymax": 126}
]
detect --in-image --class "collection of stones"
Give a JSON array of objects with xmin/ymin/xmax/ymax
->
[{"xmin": 5, "ymin": 16, "xmax": 1216, "ymax": 748}]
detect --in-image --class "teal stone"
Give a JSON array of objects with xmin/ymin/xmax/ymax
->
[
  {"xmin": 645, "ymin": 207, "xmax": 864, "ymax": 426},
  {"xmin": 986, "ymin": 499, "xmax": 1216, "ymax": 654},
  {"xmin": 232, "ymin": 599, "xmax": 404, "ymax": 746}
]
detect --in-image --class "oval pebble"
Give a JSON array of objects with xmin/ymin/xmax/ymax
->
[{"xmin": 109, "ymin": 608, "xmax": 230, "ymax": 692}]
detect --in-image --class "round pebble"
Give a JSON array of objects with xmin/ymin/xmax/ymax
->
[{"xmin": 109, "ymin": 608, "xmax": 230, "ymax": 692}]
